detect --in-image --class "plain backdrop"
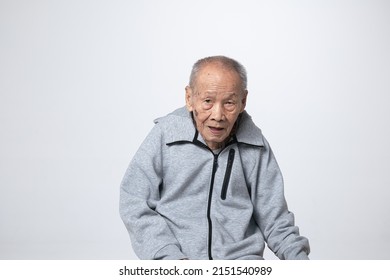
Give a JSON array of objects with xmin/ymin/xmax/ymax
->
[{"xmin": 1, "ymin": 0, "xmax": 389, "ymax": 260}]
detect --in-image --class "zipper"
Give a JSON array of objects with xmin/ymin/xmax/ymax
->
[
  {"xmin": 206, "ymin": 154, "xmax": 218, "ymax": 260},
  {"xmin": 221, "ymin": 149, "xmax": 235, "ymax": 200},
  {"xmin": 169, "ymin": 130, "xmax": 239, "ymax": 260},
  {"xmin": 206, "ymin": 148, "xmax": 235, "ymax": 259}
]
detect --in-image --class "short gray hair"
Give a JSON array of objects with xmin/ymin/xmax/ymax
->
[{"xmin": 189, "ymin": 55, "xmax": 247, "ymax": 92}]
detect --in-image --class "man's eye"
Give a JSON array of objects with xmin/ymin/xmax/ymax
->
[{"xmin": 204, "ymin": 99, "xmax": 212, "ymax": 103}]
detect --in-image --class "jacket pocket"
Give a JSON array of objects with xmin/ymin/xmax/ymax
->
[{"xmin": 221, "ymin": 148, "xmax": 235, "ymax": 200}]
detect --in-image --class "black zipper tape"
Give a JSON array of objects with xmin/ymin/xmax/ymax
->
[{"xmin": 207, "ymin": 154, "xmax": 218, "ymax": 260}]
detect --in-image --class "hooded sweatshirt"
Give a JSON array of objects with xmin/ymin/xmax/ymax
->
[{"xmin": 120, "ymin": 107, "xmax": 310, "ymax": 260}]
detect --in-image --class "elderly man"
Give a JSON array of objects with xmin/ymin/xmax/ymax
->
[{"xmin": 120, "ymin": 56, "xmax": 310, "ymax": 260}]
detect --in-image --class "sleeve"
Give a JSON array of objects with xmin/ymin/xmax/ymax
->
[
  {"xmin": 251, "ymin": 137, "xmax": 310, "ymax": 260},
  {"xmin": 119, "ymin": 124, "xmax": 187, "ymax": 260}
]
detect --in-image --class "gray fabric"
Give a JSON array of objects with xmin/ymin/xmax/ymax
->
[{"xmin": 120, "ymin": 107, "xmax": 310, "ymax": 260}]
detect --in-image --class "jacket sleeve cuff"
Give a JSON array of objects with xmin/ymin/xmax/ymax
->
[
  {"xmin": 294, "ymin": 251, "xmax": 309, "ymax": 260},
  {"xmin": 280, "ymin": 244, "xmax": 310, "ymax": 260},
  {"xmin": 154, "ymin": 244, "xmax": 187, "ymax": 260}
]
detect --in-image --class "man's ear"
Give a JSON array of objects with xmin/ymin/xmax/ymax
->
[
  {"xmin": 240, "ymin": 90, "xmax": 248, "ymax": 113},
  {"xmin": 185, "ymin": 86, "xmax": 194, "ymax": 112}
]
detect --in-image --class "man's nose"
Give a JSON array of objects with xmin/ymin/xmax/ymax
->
[{"xmin": 211, "ymin": 104, "xmax": 224, "ymax": 121}]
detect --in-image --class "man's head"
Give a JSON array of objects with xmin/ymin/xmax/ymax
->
[{"xmin": 185, "ymin": 56, "xmax": 248, "ymax": 150}]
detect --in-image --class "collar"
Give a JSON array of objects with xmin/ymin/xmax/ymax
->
[{"xmin": 156, "ymin": 107, "xmax": 264, "ymax": 148}]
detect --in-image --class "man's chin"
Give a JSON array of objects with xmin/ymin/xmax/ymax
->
[{"xmin": 204, "ymin": 136, "xmax": 228, "ymax": 149}]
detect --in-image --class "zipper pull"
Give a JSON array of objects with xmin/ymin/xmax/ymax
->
[{"xmin": 213, "ymin": 154, "xmax": 218, "ymax": 172}]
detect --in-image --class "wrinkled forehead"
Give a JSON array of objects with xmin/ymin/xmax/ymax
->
[{"xmin": 193, "ymin": 63, "xmax": 243, "ymax": 90}]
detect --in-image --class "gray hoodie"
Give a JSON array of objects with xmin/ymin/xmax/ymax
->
[{"xmin": 120, "ymin": 107, "xmax": 310, "ymax": 260}]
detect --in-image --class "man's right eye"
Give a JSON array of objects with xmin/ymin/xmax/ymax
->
[{"xmin": 202, "ymin": 99, "xmax": 213, "ymax": 109}]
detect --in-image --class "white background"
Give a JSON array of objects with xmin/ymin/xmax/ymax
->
[{"xmin": 1, "ymin": 0, "xmax": 389, "ymax": 260}]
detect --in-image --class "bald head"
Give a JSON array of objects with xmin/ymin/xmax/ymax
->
[{"xmin": 189, "ymin": 56, "xmax": 247, "ymax": 93}]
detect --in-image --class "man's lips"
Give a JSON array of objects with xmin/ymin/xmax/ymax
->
[{"xmin": 208, "ymin": 126, "xmax": 225, "ymax": 134}]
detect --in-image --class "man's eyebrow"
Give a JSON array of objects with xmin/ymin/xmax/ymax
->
[{"xmin": 225, "ymin": 92, "xmax": 239, "ymax": 98}]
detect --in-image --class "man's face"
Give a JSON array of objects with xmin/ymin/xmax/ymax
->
[{"xmin": 185, "ymin": 63, "xmax": 247, "ymax": 150}]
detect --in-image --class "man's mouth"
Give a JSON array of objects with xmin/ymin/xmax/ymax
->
[{"xmin": 208, "ymin": 126, "xmax": 225, "ymax": 134}]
